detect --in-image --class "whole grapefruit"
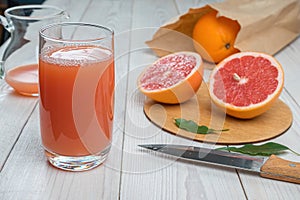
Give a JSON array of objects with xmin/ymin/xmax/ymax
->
[
  {"xmin": 137, "ymin": 51, "xmax": 204, "ymax": 104},
  {"xmin": 193, "ymin": 10, "xmax": 241, "ymax": 63},
  {"xmin": 209, "ymin": 52, "xmax": 284, "ymax": 119}
]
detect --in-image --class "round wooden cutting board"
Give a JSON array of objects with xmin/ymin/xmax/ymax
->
[{"xmin": 144, "ymin": 83, "xmax": 293, "ymax": 145}]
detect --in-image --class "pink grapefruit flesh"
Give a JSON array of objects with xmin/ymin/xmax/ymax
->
[
  {"xmin": 209, "ymin": 52, "xmax": 284, "ymax": 119},
  {"xmin": 138, "ymin": 51, "xmax": 204, "ymax": 104}
]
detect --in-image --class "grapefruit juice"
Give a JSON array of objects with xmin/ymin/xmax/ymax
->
[
  {"xmin": 5, "ymin": 64, "xmax": 39, "ymax": 96},
  {"xmin": 39, "ymin": 46, "xmax": 114, "ymax": 157}
]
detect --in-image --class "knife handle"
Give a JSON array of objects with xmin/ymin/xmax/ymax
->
[{"xmin": 260, "ymin": 155, "xmax": 300, "ymax": 184}]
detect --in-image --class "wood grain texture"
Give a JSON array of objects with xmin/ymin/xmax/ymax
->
[
  {"xmin": 261, "ymin": 155, "xmax": 300, "ymax": 184},
  {"xmin": 175, "ymin": 0, "xmax": 224, "ymax": 13},
  {"xmin": 234, "ymin": 37, "xmax": 300, "ymax": 199},
  {"xmin": 0, "ymin": 84, "xmax": 37, "ymax": 170},
  {"xmin": 174, "ymin": 0, "xmax": 300, "ymax": 199},
  {"xmin": 144, "ymin": 83, "xmax": 293, "ymax": 144},
  {"xmin": 0, "ymin": 0, "xmax": 132, "ymax": 199},
  {"xmin": 120, "ymin": 0, "xmax": 246, "ymax": 199},
  {"xmin": 0, "ymin": 106, "xmax": 120, "ymax": 200},
  {"xmin": 0, "ymin": 0, "xmax": 299, "ymax": 199},
  {"xmin": 237, "ymin": 87, "xmax": 300, "ymax": 199}
]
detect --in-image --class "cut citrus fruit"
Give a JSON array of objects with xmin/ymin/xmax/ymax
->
[
  {"xmin": 193, "ymin": 9, "xmax": 240, "ymax": 63},
  {"xmin": 209, "ymin": 52, "xmax": 284, "ymax": 119},
  {"xmin": 137, "ymin": 51, "xmax": 204, "ymax": 104}
]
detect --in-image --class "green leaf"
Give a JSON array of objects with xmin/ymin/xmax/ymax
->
[
  {"xmin": 174, "ymin": 118, "xmax": 229, "ymax": 134},
  {"xmin": 217, "ymin": 142, "xmax": 300, "ymax": 156}
]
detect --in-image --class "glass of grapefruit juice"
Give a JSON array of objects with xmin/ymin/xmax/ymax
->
[
  {"xmin": 0, "ymin": 5, "xmax": 68, "ymax": 96},
  {"xmin": 39, "ymin": 22, "xmax": 114, "ymax": 171}
]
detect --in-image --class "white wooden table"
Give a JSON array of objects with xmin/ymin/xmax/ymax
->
[{"xmin": 0, "ymin": 0, "xmax": 300, "ymax": 199}]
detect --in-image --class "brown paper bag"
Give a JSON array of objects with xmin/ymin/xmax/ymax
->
[{"xmin": 146, "ymin": 0, "xmax": 300, "ymax": 58}]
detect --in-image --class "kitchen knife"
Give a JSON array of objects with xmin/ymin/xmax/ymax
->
[{"xmin": 139, "ymin": 144, "xmax": 300, "ymax": 184}]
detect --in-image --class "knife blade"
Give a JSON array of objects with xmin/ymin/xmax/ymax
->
[{"xmin": 139, "ymin": 144, "xmax": 300, "ymax": 184}]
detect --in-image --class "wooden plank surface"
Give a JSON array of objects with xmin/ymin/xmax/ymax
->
[
  {"xmin": 120, "ymin": 0, "xmax": 246, "ymax": 199},
  {"xmin": 174, "ymin": 0, "xmax": 300, "ymax": 198},
  {"xmin": 237, "ymin": 88, "xmax": 300, "ymax": 199},
  {"xmin": 144, "ymin": 85, "xmax": 292, "ymax": 145},
  {"xmin": 0, "ymin": 0, "xmax": 300, "ymax": 199},
  {"xmin": 0, "ymin": 0, "xmax": 132, "ymax": 199},
  {"xmin": 0, "ymin": 91, "xmax": 37, "ymax": 170}
]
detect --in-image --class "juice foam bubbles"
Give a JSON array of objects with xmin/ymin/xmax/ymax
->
[{"xmin": 49, "ymin": 46, "xmax": 112, "ymax": 62}]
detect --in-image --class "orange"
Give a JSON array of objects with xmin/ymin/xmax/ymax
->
[
  {"xmin": 193, "ymin": 9, "xmax": 241, "ymax": 63},
  {"xmin": 209, "ymin": 52, "xmax": 284, "ymax": 119},
  {"xmin": 137, "ymin": 51, "xmax": 204, "ymax": 104}
]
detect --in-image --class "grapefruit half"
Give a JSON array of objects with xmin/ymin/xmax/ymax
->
[
  {"xmin": 209, "ymin": 52, "xmax": 284, "ymax": 119},
  {"xmin": 138, "ymin": 51, "xmax": 204, "ymax": 104}
]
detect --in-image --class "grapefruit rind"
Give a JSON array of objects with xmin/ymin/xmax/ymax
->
[
  {"xmin": 138, "ymin": 51, "xmax": 204, "ymax": 104},
  {"xmin": 209, "ymin": 52, "xmax": 284, "ymax": 119},
  {"xmin": 192, "ymin": 9, "xmax": 241, "ymax": 63}
]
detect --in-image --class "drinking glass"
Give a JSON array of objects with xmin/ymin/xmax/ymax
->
[
  {"xmin": 39, "ymin": 22, "xmax": 114, "ymax": 171},
  {"xmin": 0, "ymin": 5, "xmax": 69, "ymax": 96}
]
